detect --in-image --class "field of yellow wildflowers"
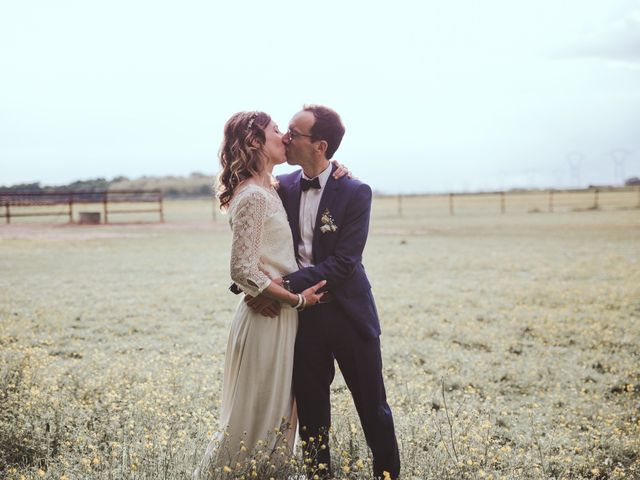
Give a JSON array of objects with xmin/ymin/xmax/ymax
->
[{"xmin": 1, "ymin": 196, "xmax": 639, "ymax": 479}]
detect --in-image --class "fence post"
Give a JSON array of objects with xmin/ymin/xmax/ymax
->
[
  {"xmin": 397, "ymin": 194, "xmax": 403, "ymax": 217},
  {"xmin": 4, "ymin": 203, "xmax": 9, "ymax": 224},
  {"xmin": 158, "ymin": 191, "xmax": 164, "ymax": 223},
  {"xmin": 68, "ymin": 193, "xmax": 73, "ymax": 223},
  {"xmin": 449, "ymin": 193, "xmax": 454, "ymax": 215},
  {"xmin": 548, "ymin": 190, "xmax": 554, "ymax": 213},
  {"xmin": 500, "ymin": 192, "xmax": 505, "ymax": 214},
  {"xmin": 593, "ymin": 189, "xmax": 599, "ymax": 209},
  {"xmin": 103, "ymin": 192, "xmax": 108, "ymax": 224}
]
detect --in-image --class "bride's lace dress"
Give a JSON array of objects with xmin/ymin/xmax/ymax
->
[{"xmin": 195, "ymin": 184, "xmax": 299, "ymax": 477}]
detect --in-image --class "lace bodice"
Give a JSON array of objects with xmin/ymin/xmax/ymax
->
[{"xmin": 228, "ymin": 184, "xmax": 298, "ymax": 297}]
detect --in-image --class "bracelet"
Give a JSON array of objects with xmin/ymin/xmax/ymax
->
[
  {"xmin": 296, "ymin": 295, "xmax": 307, "ymax": 311},
  {"xmin": 293, "ymin": 293, "xmax": 304, "ymax": 309}
]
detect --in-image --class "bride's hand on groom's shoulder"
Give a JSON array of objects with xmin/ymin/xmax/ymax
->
[{"xmin": 331, "ymin": 159, "xmax": 353, "ymax": 180}]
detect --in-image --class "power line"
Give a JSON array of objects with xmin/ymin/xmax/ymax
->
[{"xmin": 566, "ymin": 151, "xmax": 583, "ymax": 188}]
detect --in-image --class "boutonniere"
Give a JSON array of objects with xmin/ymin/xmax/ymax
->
[{"xmin": 319, "ymin": 208, "xmax": 338, "ymax": 233}]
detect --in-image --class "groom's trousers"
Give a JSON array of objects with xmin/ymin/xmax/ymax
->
[{"xmin": 293, "ymin": 302, "xmax": 400, "ymax": 479}]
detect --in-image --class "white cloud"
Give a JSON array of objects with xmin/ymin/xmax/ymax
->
[{"xmin": 559, "ymin": 2, "xmax": 640, "ymax": 63}]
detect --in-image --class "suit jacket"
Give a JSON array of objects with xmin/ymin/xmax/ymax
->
[{"xmin": 277, "ymin": 163, "xmax": 381, "ymax": 339}]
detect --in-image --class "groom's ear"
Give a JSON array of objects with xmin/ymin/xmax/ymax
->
[{"xmin": 315, "ymin": 140, "xmax": 328, "ymax": 157}]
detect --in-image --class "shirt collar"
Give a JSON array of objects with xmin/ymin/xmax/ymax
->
[{"xmin": 301, "ymin": 163, "xmax": 332, "ymax": 190}]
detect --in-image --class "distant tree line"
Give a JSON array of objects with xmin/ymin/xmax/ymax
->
[
  {"xmin": 2, "ymin": 173, "xmax": 638, "ymax": 197},
  {"xmin": 0, "ymin": 178, "xmax": 111, "ymax": 193},
  {"xmin": 0, "ymin": 173, "xmax": 216, "ymax": 198}
]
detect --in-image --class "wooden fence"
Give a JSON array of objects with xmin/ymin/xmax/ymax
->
[
  {"xmin": 0, "ymin": 190, "xmax": 164, "ymax": 224},
  {"xmin": 390, "ymin": 186, "xmax": 640, "ymax": 217}
]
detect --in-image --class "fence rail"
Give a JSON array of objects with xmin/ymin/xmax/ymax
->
[
  {"xmin": 0, "ymin": 190, "xmax": 164, "ymax": 224},
  {"xmin": 386, "ymin": 186, "xmax": 640, "ymax": 217}
]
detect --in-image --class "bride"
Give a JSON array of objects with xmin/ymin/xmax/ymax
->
[{"xmin": 195, "ymin": 111, "xmax": 339, "ymax": 477}]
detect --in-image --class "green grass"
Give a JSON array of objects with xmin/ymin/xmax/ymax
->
[{"xmin": 1, "ymin": 198, "xmax": 639, "ymax": 479}]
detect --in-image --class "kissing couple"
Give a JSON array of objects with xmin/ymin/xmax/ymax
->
[{"xmin": 195, "ymin": 105, "xmax": 400, "ymax": 479}]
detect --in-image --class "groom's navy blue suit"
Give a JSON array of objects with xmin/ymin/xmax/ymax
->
[{"xmin": 277, "ymin": 164, "xmax": 400, "ymax": 478}]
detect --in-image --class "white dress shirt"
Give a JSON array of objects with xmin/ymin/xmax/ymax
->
[{"xmin": 298, "ymin": 163, "xmax": 332, "ymax": 268}]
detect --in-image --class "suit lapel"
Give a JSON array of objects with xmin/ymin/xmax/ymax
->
[
  {"xmin": 312, "ymin": 164, "xmax": 339, "ymax": 263},
  {"xmin": 287, "ymin": 171, "xmax": 303, "ymax": 258}
]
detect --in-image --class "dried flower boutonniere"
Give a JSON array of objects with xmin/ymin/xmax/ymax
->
[{"xmin": 319, "ymin": 208, "xmax": 338, "ymax": 233}]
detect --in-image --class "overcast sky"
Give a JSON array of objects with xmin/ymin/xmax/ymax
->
[{"xmin": 1, "ymin": 0, "xmax": 639, "ymax": 193}]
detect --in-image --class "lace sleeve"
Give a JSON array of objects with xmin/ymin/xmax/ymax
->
[{"xmin": 229, "ymin": 189, "xmax": 272, "ymax": 297}]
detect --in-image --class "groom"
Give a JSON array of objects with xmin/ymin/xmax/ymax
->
[{"xmin": 247, "ymin": 105, "xmax": 400, "ymax": 478}]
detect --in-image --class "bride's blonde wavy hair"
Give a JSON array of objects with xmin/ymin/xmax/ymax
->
[{"xmin": 217, "ymin": 111, "xmax": 271, "ymax": 210}]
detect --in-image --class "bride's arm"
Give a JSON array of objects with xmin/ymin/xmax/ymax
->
[{"xmin": 230, "ymin": 190, "xmax": 325, "ymax": 309}]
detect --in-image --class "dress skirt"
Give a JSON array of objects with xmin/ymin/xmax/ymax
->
[{"xmin": 195, "ymin": 299, "xmax": 298, "ymax": 477}]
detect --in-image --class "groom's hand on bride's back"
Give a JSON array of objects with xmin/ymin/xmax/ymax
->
[{"xmin": 244, "ymin": 294, "xmax": 281, "ymax": 318}]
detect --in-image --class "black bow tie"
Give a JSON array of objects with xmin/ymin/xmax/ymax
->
[{"xmin": 300, "ymin": 177, "xmax": 321, "ymax": 192}]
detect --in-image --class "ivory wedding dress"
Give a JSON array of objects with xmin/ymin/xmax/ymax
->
[{"xmin": 195, "ymin": 184, "xmax": 299, "ymax": 477}]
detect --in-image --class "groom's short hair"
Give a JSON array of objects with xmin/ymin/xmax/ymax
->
[{"xmin": 303, "ymin": 104, "xmax": 345, "ymax": 160}]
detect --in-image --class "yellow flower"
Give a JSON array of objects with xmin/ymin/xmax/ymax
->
[
  {"xmin": 383, "ymin": 471, "xmax": 391, "ymax": 480},
  {"xmin": 223, "ymin": 466, "xmax": 232, "ymax": 473},
  {"xmin": 342, "ymin": 465, "xmax": 351, "ymax": 474},
  {"xmin": 37, "ymin": 469, "xmax": 46, "ymax": 477},
  {"xmin": 356, "ymin": 459, "xmax": 365, "ymax": 469}
]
